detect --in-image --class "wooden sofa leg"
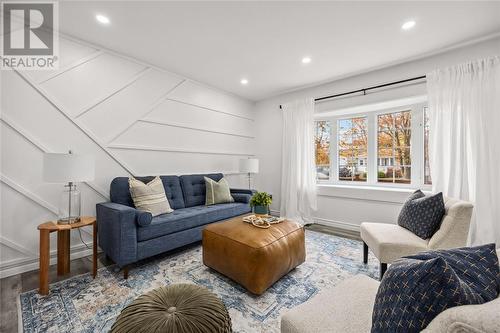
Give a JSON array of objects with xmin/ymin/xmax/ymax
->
[
  {"xmin": 123, "ymin": 266, "xmax": 129, "ymax": 279},
  {"xmin": 363, "ymin": 242, "xmax": 368, "ymax": 264},
  {"xmin": 380, "ymin": 263, "xmax": 387, "ymax": 280}
]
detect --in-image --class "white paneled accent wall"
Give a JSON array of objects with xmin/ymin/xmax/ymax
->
[{"xmin": 0, "ymin": 36, "xmax": 255, "ymax": 278}]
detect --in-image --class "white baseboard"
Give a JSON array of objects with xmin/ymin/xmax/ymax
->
[
  {"xmin": 313, "ymin": 217, "xmax": 360, "ymax": 233},
  {"xmin": 0, "ymin": 243, "xmax": 100, "ymax": 279}
]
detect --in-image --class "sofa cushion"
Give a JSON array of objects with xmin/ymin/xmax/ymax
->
[
  {"xmin": 137, "ymin": 202, "xmax": 251, "ymax": 242},
  {"xmin": 110, "ymin": 176, "xmax": 185, "ymax": 210},
  {"xmin": 180, "ymin": 173, "xmax": 223, "ymax": 208},
  {"xmin": 398, "ymin": 190, "xmax": 445, "ymax": 239},
  {"xmin": 371, "ymin": 244, "xmax": 500, "ymax": 333},
  {"xmin": 281, "ymin": 275, "xmax": 380, "ymax": 333}
]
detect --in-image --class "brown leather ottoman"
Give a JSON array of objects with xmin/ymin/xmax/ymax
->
[{"xmin": 202, "ymin": 216, "xmax": 305, "ymax": 295}]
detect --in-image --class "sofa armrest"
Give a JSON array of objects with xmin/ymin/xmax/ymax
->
[
  {"xmin": 230, "ymin": 188, "xmax": 257, "ymax": 196},
  {"xmin": 96, "ymin": 202, "xmax": 139, "ymax": 267},
  {"xmin": 232, "ymin": 193, "xmax": 252, "ymax": 204}
]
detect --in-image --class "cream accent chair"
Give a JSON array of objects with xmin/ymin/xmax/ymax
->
[
  {"xmin": 360, "ymin": 197, "xmax": 473, "ymax": 279},
  {"xmin": 281, "ymin": 249, "xmax": 500, "ymax": 333}
]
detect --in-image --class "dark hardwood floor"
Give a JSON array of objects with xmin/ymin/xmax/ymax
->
[{"xmin": 0, "ymin": 224, "xmax": 358, "ymax": 333}]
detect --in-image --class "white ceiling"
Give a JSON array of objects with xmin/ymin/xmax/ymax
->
[{"xmin": 59, "ymin": 1, "xmax": 500, "ymax": 101}]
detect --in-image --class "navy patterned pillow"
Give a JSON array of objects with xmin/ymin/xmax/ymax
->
[
  {"xmin": 371, "ymin": 244, "xmax": 500, "ymax": 333},
  {"xmin": 398, "ymin": 190, "xmax": 445, "ymax": 239}
]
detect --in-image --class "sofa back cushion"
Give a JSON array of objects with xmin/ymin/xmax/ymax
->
[
  {"xmin": 179, "ymin": 173, "xmax": 223, "ymax": 207},
  {"xmin": 110, "ymin": 176, "xmax": 185, "ymax": 209}
]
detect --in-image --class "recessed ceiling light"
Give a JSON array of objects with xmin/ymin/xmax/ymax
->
[
  {"xmin": 302, "ymin": 57, "xmax": 312, "ymax": 64},
  {"xmin": 240, "ymin": 78, "xmax": 248, "ymax": 85},
  {"xmin": 96, "ymin": 14, "xmax": 110, "ymax": 25},
  {"xmin": 401, "ymin": 20, "xmax": 416, "ymax": 30}
]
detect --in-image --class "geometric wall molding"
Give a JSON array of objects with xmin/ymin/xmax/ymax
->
[
  {"xmin": 0, "ymin": 235, "xmax": 37, "ymax": 260},
  {"xmin": 107, "ymin": 143, "xmax": 255, "ymax": 157},
  {"xmin": 13, "ymin": 70, "xmax": 137, "ymax": 177},
  {"xmin": 138, "ymin": 119, "xmax": 255, "ymax": 139},
  {"xmin": 0, "ymin": 173, "xmax": 59, "ymax": 215},
  {"xmin": 0, "ymin": 115, "xmax": 109, "ymax": 200},
  {"xmin": 74, "ymin": 67, "xmax": 152, "ymax": 119},
  {"xmin": 104, "ymin": 79, "xmax": 187, "ymax": 144},
  {"xmin": 166, "ymin": 97, "xmax": 255, "ymax": 121},
  {"xmin": 37, "ymin": 50, "xmax": 104, "ymax": 85}
]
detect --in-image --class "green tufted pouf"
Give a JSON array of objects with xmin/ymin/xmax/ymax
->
[{"xmin": 111, "ymin": 284, "xmax": 232, "ymax": 333}]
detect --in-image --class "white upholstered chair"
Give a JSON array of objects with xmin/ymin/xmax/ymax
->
[
  {"xmin": 360, "ymin": 197, "xmax": 473, "ymax": 279},
  {"xmin": 281, "ymin": 260, "xmax": 500, "ymax": 333}
]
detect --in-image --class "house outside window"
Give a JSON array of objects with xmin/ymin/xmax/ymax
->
[
  {"xmin": 338, "ymin": 117, "xmax": 367, "ymax": 182},
  {"xmin": 377, "ymin": 110, "xmax": 412, "ymax": 184},
  {"xmin": 314, "ymin": 102, "xmax": 429, "ymax": 188}
]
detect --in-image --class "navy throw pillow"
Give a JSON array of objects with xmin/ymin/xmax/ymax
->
[
  {"xmin": 371, "ymin": 244, "xmax": 500, "ymax": 333},
  {"xmin": 398, "ymin": 190, "xmax": 445, "ymax": 239}
]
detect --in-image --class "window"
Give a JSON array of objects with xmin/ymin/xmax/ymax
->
[
  {"xmin": 314, "ymin": 103, "xmax": 429, "ymax": 188},
  {"xmin": 423, "ymin": 107, "xmax": 432, "ymax": 185},
  {"xmin": 377, "ymin": 111, "xmax": 411, "ymax": 184},
  {"xmin": 338, "ymin": 117, "xmax": 367, "ymax": 181},
  {"xmin": 314, "ymin": 121, "xmax": 331, "ymax": 180}
]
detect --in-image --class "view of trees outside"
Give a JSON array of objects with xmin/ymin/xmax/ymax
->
[
  {"xmin": 315, "ymin": 121, "xmax": 330, "ymax": 180},
  {"xmin": 314, "ymin": 109, "xmax": 427, "ymax": 184},
  {"xmin": 377, "ymin": 111, "xmax": 412, "ymax": 184},
  {"xmin": 424, "ymin": 107, "xmax": 432, "ymax": 184},
  {"xmin": 338, "ymin": 117, "xmax": 367, "ymax": 181}
]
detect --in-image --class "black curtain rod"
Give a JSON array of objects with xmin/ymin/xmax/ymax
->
[{"xmin": 279, "ymin": 75, "xmax": 426, "ymax": 109}]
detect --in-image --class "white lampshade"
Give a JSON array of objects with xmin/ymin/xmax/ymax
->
[
  {"xmin": 43, "ymin": 153, "xmax": 95, "ymax": 183},
  {"xmin": 239, "ymin": 158, "xmax": 259, "ymax": 174}
]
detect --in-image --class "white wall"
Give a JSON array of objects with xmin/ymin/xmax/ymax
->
[
  {"xmin": 0, "ymin": 35, "xmax": 255, "ymax": 278},
  {"xmin": 254, "ymin": 36, "xmax": 500, "ymax": 231}
]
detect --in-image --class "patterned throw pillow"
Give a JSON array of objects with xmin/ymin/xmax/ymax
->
[
  {"xmin": 205, "ymin": 177, "xmax": 234, "ymax": 205},
  {"xmin": 371, "ymin": 244, "xmax": 500, "ymax": 333},
  {"xmin": 129, "ymin": 176, "xmax": 173, "ymax": 216},
  {"xmin": 398, "ymin": 190, "xmax": 445, "ymax": 239}
]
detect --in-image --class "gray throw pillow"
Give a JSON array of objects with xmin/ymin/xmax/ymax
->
[
  {"xmin": 398, "ymin": 190, "xmax": 445, "ymax": 239},
  {"xmin": 205, "ymin": 177, "xmax": 234, "ymax": 205}
]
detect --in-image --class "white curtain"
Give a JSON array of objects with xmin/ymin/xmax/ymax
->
[
  {"xmin": 280, "ymin": 98, "xmax": 317, "ymax": 224},
  {"xmin": 427, "ymin": 56, "xmax": 500, "ymax": 246}
]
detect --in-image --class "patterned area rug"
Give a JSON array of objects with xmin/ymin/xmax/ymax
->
[{"xmin": 19, "ymin": 230, "xmax": 379, "ymax": 332}]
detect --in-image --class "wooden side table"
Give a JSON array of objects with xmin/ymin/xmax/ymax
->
[{"xmin": 37, "ymin": 216, "xmax": 97, "ymax": 295}]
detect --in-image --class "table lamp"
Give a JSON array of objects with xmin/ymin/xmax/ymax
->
[
  {"xmin": 43, "ymin": 151, "xmax": 95, "ymax": 224},
  {"xmin": 239, "ymin": 158, "xmax": 259, "ymax": 189}
]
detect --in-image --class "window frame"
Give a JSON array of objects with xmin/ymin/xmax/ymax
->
[{"xmin": 315, "ymin": 102, "xmax": 430, "ymax": 190}]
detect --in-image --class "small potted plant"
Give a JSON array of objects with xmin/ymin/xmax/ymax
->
[{"xmin": 250, "ymin": 192, "xmax": 272, "ymax": 215}]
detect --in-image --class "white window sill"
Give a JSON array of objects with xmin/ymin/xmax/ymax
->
[{"xmin": 317, "ymin": 183, "xmax": 431, "ymax": 204}]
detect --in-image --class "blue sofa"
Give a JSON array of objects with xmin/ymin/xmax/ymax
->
[{"xmin": 96, "ymin": 173, "xmax": 253, "ymax": 278}]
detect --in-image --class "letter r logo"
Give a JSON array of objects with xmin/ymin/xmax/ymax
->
[{"xmin": 2, "ymin": 3, "xmax": 54, "ymax": 56}]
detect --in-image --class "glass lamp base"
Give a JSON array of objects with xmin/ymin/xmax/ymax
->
[
  {"xmin": 58, "ymin": 183, "xmax": 82, "ymax": 224},
  {"xmin": 57, "ymin": 217, "xmax": 81, "ymax": 225}
]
